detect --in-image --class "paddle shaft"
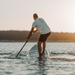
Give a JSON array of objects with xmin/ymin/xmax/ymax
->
[
  {"xmin": 16, "ymin": 42, "xmax": 27, "ymax": 58},
  {"xmin": 15, "ymin": 30, "xmax": 34, "ymax": 58}
]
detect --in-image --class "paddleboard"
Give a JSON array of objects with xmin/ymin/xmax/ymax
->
[{"xmin": 29, "ymin": 44, "xmax": 50, "ymax": 59}]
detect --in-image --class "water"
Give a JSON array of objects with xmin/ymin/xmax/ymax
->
[{"xmin": 0, "ymin": 42, "xmax": 75, "ymax": 75}]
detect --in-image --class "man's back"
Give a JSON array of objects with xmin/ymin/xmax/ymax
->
[{"xmin": 32, "ymin": 18, "xmax": 51, "ymax": 34}]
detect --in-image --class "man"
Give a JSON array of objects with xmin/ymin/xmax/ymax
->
[{"xmin": 26, "ymin": 13, "xmax": 51, "ymax": 59}]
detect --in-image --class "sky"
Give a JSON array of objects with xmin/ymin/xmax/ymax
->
[{"xmin": 0, "ymin": 0, "xmax": 75, "ymax": 32}]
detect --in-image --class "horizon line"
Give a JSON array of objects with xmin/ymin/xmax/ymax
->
[{"xmin": 0, "ymin": 30, "xmax": 75, "ymax": 33}]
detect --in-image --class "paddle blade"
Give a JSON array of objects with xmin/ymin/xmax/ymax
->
[{"xmin": 4, "ymin": 56, "xmax": 16, "ymax": 59}]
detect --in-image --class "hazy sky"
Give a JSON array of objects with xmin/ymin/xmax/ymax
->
[{"xmin": 0, "ymin": 0, "xmax": 75, "ymax": 32}]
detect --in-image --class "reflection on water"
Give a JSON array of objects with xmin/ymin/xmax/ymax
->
[
  {"xmin": 26, "ymin": 57, "xmax": 51, "ymax": 75},
  {"xmin": 0, "ymin": 42, "xmax": 75, "ymax": 75}
]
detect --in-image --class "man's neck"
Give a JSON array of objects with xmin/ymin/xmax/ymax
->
[{"xmin": 35, "ymin": 17, "xmax": 38, "ymax": 20}]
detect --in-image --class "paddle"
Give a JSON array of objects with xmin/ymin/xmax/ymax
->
[
  {"xmin": 7, "ymin": 41, "xmax": 27, "ymax": 59},
  {"xmin": 15, "ymin": 41, "xmax": 27, "ymax": 58},
  {"xmin": 14, "ymin": 31, "xmax": 33, "ymax": 58},
  {"xmin": 10, "ymin": 32, "xmax": 33, "ymax": 59}
]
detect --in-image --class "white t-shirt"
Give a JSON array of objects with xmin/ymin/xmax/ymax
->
[{"xmin": 32, "ymin": 18, "xmax": 51, "ymax": 34}]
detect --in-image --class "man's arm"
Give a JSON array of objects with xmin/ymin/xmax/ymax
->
[
  {"xmin": 27, "ymin": 27, "xmax": 34, "ymax": 39},
  {"xmin": 26, "ymin": 27, "xmax": 38, "ymax": 42},
  {"xmin": 26, "ymin": 27, "xmax": 35, "ymax": 42},
  {"xmin": 33, "ymin": 29, "xmax": 38, "ymax": 33},
  {"xmin": 32, "ymin": 27, "xmax": 38, "ymax": 33}
]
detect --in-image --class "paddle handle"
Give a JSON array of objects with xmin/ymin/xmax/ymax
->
[{"xmin": 16, "ymin": 42, "xmax": 27, "ymax": 58}]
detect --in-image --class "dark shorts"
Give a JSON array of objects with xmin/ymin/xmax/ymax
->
[{"xmin": 39, "ymin": 32, "xmax": 51, "ymax": 42}]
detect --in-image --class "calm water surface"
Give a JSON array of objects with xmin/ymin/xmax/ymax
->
[{"xmin": 0, "ymin": 42, "xmax": 75, "ymax": 75}]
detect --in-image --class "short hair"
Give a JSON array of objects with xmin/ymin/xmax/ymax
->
[{"xmin": 33, "ymin": 13, "xmax": 38, "ymax": 18}]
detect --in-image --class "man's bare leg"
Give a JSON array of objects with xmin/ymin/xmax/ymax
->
[
  {"xmin": 38, "ymin": 41, "xmax": 42, "ymax": 59},
  {"xmin": 42, "ymin": 41, "xmax": 46, "ymax": 56}
]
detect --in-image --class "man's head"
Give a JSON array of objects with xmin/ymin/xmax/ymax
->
[{"xmin": 33, "ymin": 13, "xmax": 38, "ymax": 20}]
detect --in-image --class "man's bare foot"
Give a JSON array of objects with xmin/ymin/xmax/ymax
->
[
  {"xmin": 38, "ymin": 56, "xmax": 42, "ymax": 59},
  {"xmin": 37, "ymin": 53, "xmax": 43, "ymax": 59},
  {"xmin": 42, "ymin": 52, "xmax": 45, "ymax": 57}
]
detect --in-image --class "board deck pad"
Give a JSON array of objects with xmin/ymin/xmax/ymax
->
[{"xmin": 29, "ymin": 44, "xmax": 49, "ymax": 58}]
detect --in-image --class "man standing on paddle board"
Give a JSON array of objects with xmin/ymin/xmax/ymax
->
[{"xmin": 26, "ymin": 13, "xmax": 51, "ymax": 59}]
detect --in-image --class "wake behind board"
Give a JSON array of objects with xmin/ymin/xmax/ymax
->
[{"xmin": 29, "ymin": 44, "xmax": 50, "ymax": 59}]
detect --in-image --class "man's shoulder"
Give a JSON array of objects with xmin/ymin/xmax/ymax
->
[
  {"xmin": 36, "ymin": 18, "xmax": 43, "ymax": 20},
  {"xmin": 36, "ymin": 18, "xmax": 44, "ymax": 22}
]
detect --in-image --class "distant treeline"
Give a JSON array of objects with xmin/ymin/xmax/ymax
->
[{"xmin": 0, "ymin": 30, "xmax": 75, "ymax": 42}]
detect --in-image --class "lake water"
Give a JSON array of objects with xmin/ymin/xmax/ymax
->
[{"xmin": 0, "ymin": 42, "xmax": 75, "ymax": 75}]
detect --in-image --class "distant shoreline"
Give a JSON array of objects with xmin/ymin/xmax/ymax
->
[{"xmin": 0, "ymin": 30, "xmax": 75, "ymax": 42}]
